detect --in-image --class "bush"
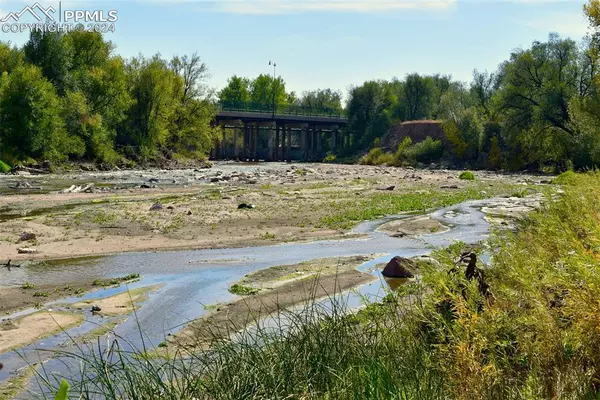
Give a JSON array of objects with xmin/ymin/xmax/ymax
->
[
  {"xmin": 408, "ymin": 136, "xmax": 443, "ymax": 163},
  {"xmin": 553, "ymin": 170, "xmax": 579, "ymax": 185},
  {"xmin": 0, "ymin": 160, "xmax": 10, "ymax": 173},
  {"xmin": 323, "ymin": 152, "xmax": 337, "ymax": 163},
  {"xmin": 394, "ymin": 137, "xmax": 413, "ymax": 166},
  {"xmin": 458, "ymin": 171, "xmax": 475, "ymax": 180},
  {"xmin": 229, "ymin": 284, "xmax": 259, "ymax": 296},
  {"xmin": 359, "ymin": 148, "xmax": 383, "ymax": 165}
]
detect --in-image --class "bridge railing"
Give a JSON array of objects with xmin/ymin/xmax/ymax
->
[{"xmin": 218, "ymin": 101, "xmax": 346, "ymax": 119}]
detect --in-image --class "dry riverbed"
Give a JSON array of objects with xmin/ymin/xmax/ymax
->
[{"xmin": 0, "ymin": 162, "xmax": 548, "ymax": 261}]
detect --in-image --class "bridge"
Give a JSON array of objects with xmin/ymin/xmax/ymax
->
[{"xmin": 212, "ymin": 101, "xmax": 349, "ymax": 162}]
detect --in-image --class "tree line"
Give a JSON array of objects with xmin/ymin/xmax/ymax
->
[
  {"xmin": 3, "ymin": 0, "xmax": 600, "ymax": 172},
  {"xmin": 0, "ymin": 30, "xmax": 218, "ymax": 169}
]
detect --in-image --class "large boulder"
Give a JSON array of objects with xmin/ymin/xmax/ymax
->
[{"xmin": 381, "ymin": 256, "xmax": 416, "ymax": 278}]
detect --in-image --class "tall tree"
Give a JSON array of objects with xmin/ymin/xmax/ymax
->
[
  {"xmin": 0, "ymin": 65, "xmax": 83, "ymax": 160},
  {"xmin": 23, "ymin": 31, "xmax": 73, "ymax": 94},
  {"xmin": 219, "ymin": 75, "xmax": 251, "ymax": 104},
  {"xmin": 298, "ymin": 88, "xmax": 343, "ymax": 112},
  {"xmin": 401, "ymin": 73, "xmax": 436, "ymax": 120},
  {"xmin": 497, "ymin": 34, "xmax": 587, "ymax": 167}
]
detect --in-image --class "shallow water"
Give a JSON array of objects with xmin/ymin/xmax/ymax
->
[{"xmin": 0, "ymin": 196, "xmax": 505, "ymax": 396}]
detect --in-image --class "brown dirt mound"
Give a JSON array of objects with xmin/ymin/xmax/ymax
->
[{"xmin": 382, "ymin": 120, "xmax": 445, "ymax": 151}]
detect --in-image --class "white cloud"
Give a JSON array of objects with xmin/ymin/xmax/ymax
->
[
  {"xmin": 199, "ymin": 0, "xmax": 456, "ymax": 15},
  {"xmin": 517, "ymin": 11, "xmax": 589, "ymax": 39}
]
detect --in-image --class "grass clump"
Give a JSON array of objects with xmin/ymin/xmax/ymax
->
[
  {"xmin": 553, "ymin": 169, "xmax": 579, "ymax": 185},
  {"xmin": 92, "ymin": 273, "xmax": 141, "ymax": 287},
  {"xmin": 458, "ymin": 171, "xmax": 475, "ymax": 180},
  {"xmin": 21, "ymin": 282, "xmax": 35, "ymax": 289},
  {"xmin": 0, "ymin": 160, "xmax": 10, "ymax": 173},
  {"xmin": 228, "ymin": 283, "xmax": 259, "ymax": 296}
]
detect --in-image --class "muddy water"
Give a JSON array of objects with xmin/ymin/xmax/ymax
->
[{"xmin": 0, "ymin": 196, "xmax": 529, "ymax": 395}]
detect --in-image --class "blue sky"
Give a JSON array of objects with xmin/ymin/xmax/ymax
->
[{"xmin": 0, "ymin": 0, "xmax": 590, "ymax": 98}]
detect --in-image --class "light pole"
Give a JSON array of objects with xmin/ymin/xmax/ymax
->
[{"xmin": 269, "ymin": 60, "xmax": 276, "ymax": 118}]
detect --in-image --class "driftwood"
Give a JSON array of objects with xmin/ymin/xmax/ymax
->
[
  {"xmin": 1, "ymin": 259, "xmax": 21, "ymax": 271},
  {"xmin": 11, "ymin": 166, "xmax": 50, "ymax": 175}
]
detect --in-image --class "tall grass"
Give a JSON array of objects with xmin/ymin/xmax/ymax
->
[{"xmin": 39, "ymin": 171, "xmax": 600, "ymax": 399}]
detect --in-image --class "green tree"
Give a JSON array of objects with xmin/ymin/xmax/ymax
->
[
  {"xmin": 298, "ymin": 89, "xmax": 343, "ymax": 113},
  {"xmin": 250, "ymin": 74, "xmax": 287, "ymax": 110},
  {"xmin": 0, "ymin": 65, "xmax": 83, "ymax": 160},
  {"xmin": 401, "ymin": 73, "xmax": 436, "ymax": 120},
  {"xmin": 219, "ymin": 75, "xmax": 251, "ymax": 104},
  {"xmin": 24, "ymin": 31, "xmax": 73, "ymax": 94},
  {"xmin": 118, "ymin": 55, "xmax": 178, "ymax": 159},
  {"xmin": 346, "ymin": 80, "xmax": 396, "ymax": 148},
  {"xmin": 169, "ymin": 53, "xmax": 219, "ymax": 157}
]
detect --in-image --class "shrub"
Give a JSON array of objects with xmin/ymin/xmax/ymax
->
[
  {"xmin": 458, "ymin": 171, "xmax": 475, "ymax": 180},
  {"xmin": 553, "ymin": 170, "xmax": 579, "ymax": 185},
  {"xmin": 0, "ymin": 160, "xmax": 10, "ymax": 173},
  {"xmin": 323, "ymin": 152, "xmax": 337, "ymax": 163},
  {"xmin": 409, "ymin": 136, "xmax": 443, "ymax": 163},
  {"xmin": 358, "ymin": 148, "xmax": 383, "ymax": 165},
  {"xmin": 394, "ymin": 137, "xmax": 413, "ymax": 165},
  {"xmin": 229, "ymin": 284, "xmax": 259, "ymax": 296},
  {"xmin": 488, "ymin": 136, "xmax": 502, "ymax": 169}
]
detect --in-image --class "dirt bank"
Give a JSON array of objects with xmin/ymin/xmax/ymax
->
[{"xmin": 0, "ymin": 312, "xmax": 84, "ymax": 354}]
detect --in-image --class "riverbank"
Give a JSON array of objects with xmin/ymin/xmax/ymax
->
[{"xmin": 0, "ymin": 162, "xmax": 547, "ymax": 262}]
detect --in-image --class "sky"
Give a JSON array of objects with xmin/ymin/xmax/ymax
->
[{"xmin": 0, "ymin": 0, "xmax": 591, "ymax": 98}]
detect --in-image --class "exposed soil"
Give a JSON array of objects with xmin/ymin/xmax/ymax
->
[
  {"xmin": 71, "ymin": 284, "xmax": 160, "ymax": 316},
  {"xmin": 378, "ymin": 215, "xmax": 449, "ymax": 237},
  {"xmin": 0, "ymin": 312, "xmax": 83, "ymax": 354},
  {"xmin": 0, "ymin": 162, "xmax": 547, "ymax": 262},
  {"xmin": 0, "ymin": 275, "xmax": 141, "ymax": 315}
]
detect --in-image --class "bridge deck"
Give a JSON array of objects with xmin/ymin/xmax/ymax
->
[{"xmin": 216, "ymin": 110, "xmax": 348, "ymax": 125}]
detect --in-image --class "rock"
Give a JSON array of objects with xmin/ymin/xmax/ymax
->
[
  {"xmin": 149, "ymin": 178, "xmax": 159, "ymax": 183},
  {"xmin": 17, "ymin": 247, "xmax": 37, "ymax": 254},
  {"xmin": 187, "ymin": 210, "xmax": 193, "ymax": 215},
  {"xmin": 238, "ymin": 203, "xmax": 255, "ymax": 210},
  {"xmin": 19, "ymin": 232, "xmax": 37, "ymax": 242},
  {"xmin": 441, "ymin": 185, "xmax": 459, "ymax": 189},
  {"xmin": 210, "ymin": 177, "xmax": 221, "ymax": 182},
  {"xmin": 381, "ymin": 256, "xmax": 416, "ymax": 278},
  {"xmin": 149, "ymin": 203, "xmax": 163, "ymax": 211},
  {"xmin": 377, "ymin": 185, "xmax": 395, "ymax": 191},
  {"xmin": 91, "ymin": 305, "xmax": 102, "ymax": 312},
  {"xmin": 166, "ymin": 205, "xmax": 175, "ymax": 210}
]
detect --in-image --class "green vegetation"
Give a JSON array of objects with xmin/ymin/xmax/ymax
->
[
  {"xmin": 360, "ymin": 136, "xmax": 444, "ymax": 167},
  {"xmin": 44, "ymin": 172, "xmax": 600, "ymax": 399},
  {"xmin": 340, "ymin": 1, "xmax": 600, "ymax": 172},
  {"xmin": 458, "ymin": 171, "xmax": 475, "ymax": 180},
  {"xmin": 0, "ymin": 160, "xmax": 10, "ymax": 173},
  {"xmin": 20, "ymin": 282, "xmax": 35, "ymax": 290},
  {"xmin": 0, "ymin": 31, "xmax": 218, "ymax": 165},
  {"xmin": 229, "ymin": 283, "xmax": 259, "ymax": 296},
  {"xmin": 320, "ymin": 187, "xmax": 490, "ymax": 230},
  {"xmin": 92, "ymin": 273, "xmax": 141, "ymax": 287}
]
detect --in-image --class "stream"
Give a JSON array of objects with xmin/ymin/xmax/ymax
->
[{"xmin": 0, "ymin": 195, "xmax": 539, "ymax": 397}]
